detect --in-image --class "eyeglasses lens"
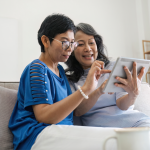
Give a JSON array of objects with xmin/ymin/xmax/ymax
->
[
  {"xmin": 62, "ymin": 41, "xmax": 78, "ymax": 51},
  {"xmin": 62, "ymin": 41, "xmax": 69, "ymax": 50}
]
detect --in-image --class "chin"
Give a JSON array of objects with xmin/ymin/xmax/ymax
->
[
  {"xmin": 83, "ymin": 62, "xmax": 93, "ymax": 66},
  {"xmin": 83, "ymin": 64, "xmax": 92, "ymax": 68},
  {"xmin": 60, "ymin": 59, "xmax": 68, "ymax": 63}
]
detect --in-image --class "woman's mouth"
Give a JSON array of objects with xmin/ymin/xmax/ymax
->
[
  {"xmin": 63, "ymin": 55, "xmax": 70, "ymax": 59},
  {"xmin": 83, "ymin": 54, "xmax": 93, "ymax": 60}
]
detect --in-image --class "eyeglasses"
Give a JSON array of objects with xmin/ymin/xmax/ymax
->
[{"xmin": 51, "ymin": 38, "xmax": 79, "ymax": 51}]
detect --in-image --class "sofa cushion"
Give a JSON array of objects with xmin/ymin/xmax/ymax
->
[
  {"xmin": 0, "ymin": 86, "xmax": 17, "ymax": 150},
  {"xmin": 4, "ymin": 82, "xmax": 19, "ymax": 90},
  {"xmin": 134, "ymin": 82, "xmax": 150, "ymax": 117}
]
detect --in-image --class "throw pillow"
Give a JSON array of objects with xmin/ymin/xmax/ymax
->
[
  {"xmin": 134, "ymin": 82, "xmax": 150, "ymax": 117},
  {"xmin": 0, "ymin": 86, "xmax": 17, "ymax": 150}
]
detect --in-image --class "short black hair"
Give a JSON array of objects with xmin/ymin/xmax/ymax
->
[
  {"xmin": 38, "ymin": 14, "xmax": 76, "ymax": 52},
  {"xmin": 65, "ymin": 23, "xmax": 110, "ymax": 83}
]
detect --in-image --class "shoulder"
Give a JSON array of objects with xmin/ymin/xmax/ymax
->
[
  {"xmin": 105, "ymin": 61, "xmax": 116, "ymax": 70},
  {"xmin": 20, "ymin": 59, "xmax": 47, "ymax": 81},
  {"xmin": 23, "ymin": 59, "xmax": 47, "ymax": 71}
]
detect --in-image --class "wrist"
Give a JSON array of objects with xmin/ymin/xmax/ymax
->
[
  {"xmin": 128, "ymin": 92, "xmax": 138, "ymax": 99},
  {"xmin": 128, "ymin": 93, "xmax": 137, "ymax": 104},
  {"xmin": 81, "ymin": 85, "xmax": 91, "ymax": 96},
  {"xmin": 78, "ymin": 86, "xmax": 89, "ymax": 99}
]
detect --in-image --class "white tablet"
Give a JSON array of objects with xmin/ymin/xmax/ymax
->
[{"xmin": 103, "ymin": 57, "xmax": 150, "ymax": 92}]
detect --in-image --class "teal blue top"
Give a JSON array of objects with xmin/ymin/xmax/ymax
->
[{"xmin": 9, "ymin": 59, "xmax": 73, "ymax": 150}]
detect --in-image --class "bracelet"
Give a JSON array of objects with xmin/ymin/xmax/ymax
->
[{"xmin": 77, "ymin": 85, "xmax": 89, "ymax": 99}]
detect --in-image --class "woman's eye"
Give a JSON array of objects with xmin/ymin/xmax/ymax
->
[
  {"xmin": 90, "ymin": 42, "xmax": 94, "ymax": 45},
  {"xmin": 78, "ymin": 44, "xmax": 84, "ymax": 46}
]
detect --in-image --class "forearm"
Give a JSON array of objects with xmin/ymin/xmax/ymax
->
[
  {"xmin": 74, "ymin": 88, "xmax": 102, "ymax": 116},
  {"xmin": 33, "ymin": 87, "xmax": 90, "ymax": 124},
  {"xmin": 116, "ymin": 94, "xmax": 137, "ymax": 110}
]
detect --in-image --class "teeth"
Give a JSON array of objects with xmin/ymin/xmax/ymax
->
[{"xmin": 84, "ymin": 55, "xmax": 92, "ymax": 57}]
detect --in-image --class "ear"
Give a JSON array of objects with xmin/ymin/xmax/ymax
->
[{"xmin": 41, "ymin": 35, "xmax": 49, "ymax": 49}]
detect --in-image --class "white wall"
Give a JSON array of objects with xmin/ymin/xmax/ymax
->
[{"xmin": 0, "ymin": 0, "xmax": 150, "ymax": 81}]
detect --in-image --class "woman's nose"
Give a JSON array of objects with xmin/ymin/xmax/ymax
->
[
  {"xmin": 66, "ymin": 45, "xmax": 72, "ymax": 52},
  {"xmin": 84, "ymin": 44, "xmax": 92, "ymax": 51}
]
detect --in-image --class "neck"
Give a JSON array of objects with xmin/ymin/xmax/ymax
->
[{"xmin": 39, "ymin": 52, "xmax": 58, "ymax": 73}]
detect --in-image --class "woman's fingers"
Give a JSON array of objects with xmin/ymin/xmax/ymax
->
[
  {"xmin": 115, "ymin": 77, "xmax": 127, "ymax": 85},
  {"xmin": 102, "ymin": 79, "xmax": 108, "ymax": 85},
  {"xmin": 92, "ymin": 61, "xmax": 101, "ymax": 70},
  {"xmin": 95, "ymin": 67, "xmax": 101, "ymax": 80},
  {"xmin": 93, "ymin": 66, "xmax": 101, "ymax": 77},
  {"xmin": 114, "ymin": 83, "xmax": 126, "ymax": 90},
  {"xmin": 90, "ymin": 61, "xmax": 111, "ymax": 82},
  {"xmin": 124, "ymin": 66, "xmax": 132, "ymax": 81},
  {"xmin": 138, "ymin": 67, "xmax": 145, "ymax": 81},
  {"xmin": 98, "ymin": 80, "xmax": 108, "ymax": 95},
  {"xmin": 95, "ymin": 62, "xmax": 101, "ymax": 69},
  {"xmin": 132, "ymin": 62, "xmax": 137, "ymax": 79},
  {"xmin": 91, "ymin": 61, "xmax": 111, "ymax": 76},
  {"xmin": 100, "ymin": 69, "xmax": 111, "ymax": 74},
  {"xmin": 93, "ymin": 60, "xmax": 105, "ymax": 69}
]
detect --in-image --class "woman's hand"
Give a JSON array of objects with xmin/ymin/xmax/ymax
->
[
  {"xmin": 97, "ymin": 79, "xmax": 114, "ymax": 95},
  {"xmin": 114, "ymin": 62, "xmax": 145, "ymax": 98},
  {"xmin": 82, "ymin": 60, "xmax": 111, "ymax": 95}
]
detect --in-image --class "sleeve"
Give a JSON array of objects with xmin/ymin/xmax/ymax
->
[
  {"xmin": 22, "ymin": 62, "xmax": 53, "ymax": 110},
  {"xmin": 105, "ymin": 61, "xmax": 116, "ymax": 70},
  {"xmin": 116, "ymin": 92, "xmax": 128, "ymax": 100}
]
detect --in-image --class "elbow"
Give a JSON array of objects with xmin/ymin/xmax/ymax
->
[
  {"xmin": 120, "ymin": 107, "xmax": 128, "ymax": 111},
  {"xmin": 116, "ymin": 104, "xmax": 129, "ymax": 111},
  {"xmin": 74, "ymin": 109, "xmax": 83, "ymax": 117},
  {"xmin": 38, "ymin": 117, "xmax": 60, "ymax": 124},
  {"xmin": 36, "ymin": 113, "xmax": 60, "ymax": 124}
]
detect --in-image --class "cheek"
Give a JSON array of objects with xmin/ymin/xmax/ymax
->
[
  {"xmin": 74, "ymin": 49, "xmax": 82, "ymax": 59},
  {"xmin": 93, "ymin": 47, "xmax": 98, "ymax": 59}
]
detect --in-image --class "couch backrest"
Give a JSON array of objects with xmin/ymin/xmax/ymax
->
[
  {"xmin": 0, "ymin": 82, "xmax": 150, "ymax": 125},
  {"xmin": 0, "ymin": 82, "xmax": 19, "ymax": 90}
]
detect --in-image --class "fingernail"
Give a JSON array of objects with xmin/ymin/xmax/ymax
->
[{"xmin": 124, "ymin": 66, "xmax": 127, "ymax": 69}]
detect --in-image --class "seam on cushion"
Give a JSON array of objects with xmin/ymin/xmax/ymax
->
[{"xmin": 30, "ymin": 63, "xmax": 47, "ymax": 101}]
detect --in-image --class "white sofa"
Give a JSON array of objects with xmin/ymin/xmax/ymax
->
[{"xmin": 0, "ymin": 82, "xmax": 150, "ymax": 150}]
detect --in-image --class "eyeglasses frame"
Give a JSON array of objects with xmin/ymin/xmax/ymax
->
[{"xmin": 49, "ymin": 37, "xmax": 79, "ymax": 51}]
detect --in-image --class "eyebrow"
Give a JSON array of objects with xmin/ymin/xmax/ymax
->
[
  {"xmin": 77, "ymin": 38, "xmax": 95, "ymax": 42},
  {"xmin": 60, "ymin": 37, "xmax": 75, "ymax": 42}
]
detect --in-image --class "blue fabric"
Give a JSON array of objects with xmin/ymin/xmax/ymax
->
[{"xmin": 9, "ymin": 59, "xmax": 73, "ymax": 150}]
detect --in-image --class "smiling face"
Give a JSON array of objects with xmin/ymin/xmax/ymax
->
[
  {"xmin": 48, "ymin": 30, "xmax": 75, "ymax": 63},
  {"xmin": 74, "ymin": 30, "xmax": 98, "ymax": 69}
]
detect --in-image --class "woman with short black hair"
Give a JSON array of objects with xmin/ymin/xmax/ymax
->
[{"xmin": 9, "ymin": 14, "xmax": 111, "ymax": 150}]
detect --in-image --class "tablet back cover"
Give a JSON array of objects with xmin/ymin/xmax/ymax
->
[{"xmin": 103, "ymin": 57, "xmax": 150, "ymax": 92}]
